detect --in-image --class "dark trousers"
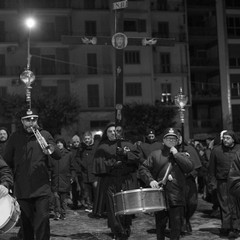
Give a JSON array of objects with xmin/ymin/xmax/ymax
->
[
  {"xmin": 18, "ymin": 196, "xmax": 50, "ymax": 240},
  {"xmin": 155, "ymin": 206, "xmax": 184, "ymax": 240},
  {"xmin": 217, "ymin": 179, "xmax": 238, "ymax": 230},
  {"xmin": 54, "ymin": 192, "xmax": 68, "ymax": 216}
]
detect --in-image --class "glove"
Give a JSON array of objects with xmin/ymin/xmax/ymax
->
[
  {"xmin": 116, "ymin": 147, "xmax": 126, "ymax": 156},
  {"xmin": 0, "ymin": 185, "xmax": 8, "ymax": 199},
  {"xmin": 150, "ymin": 180, "xmax": 159, "ymax": 189}
]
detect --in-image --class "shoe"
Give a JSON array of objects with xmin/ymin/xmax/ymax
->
[
  {"xmin": 85, "ymin": 208, "xmax": 93, "ymax": 213},
  {"xmin": 54, "ymin": 215, "xmax": 60, "ymax": 221},
  {"xmin": 228, "ymin": 230, "xmax": 239, "ymax": 239},
  {"xmin": 60, "ymin": 214, "xmax": 66, "ymax": 220},
  {"xmin": 88, "ymin": 213, "xmax": 101, "ymax": 219},
  {"xmin": 219, "ymin": 228, "xmax": 230, "ymax": 236}
]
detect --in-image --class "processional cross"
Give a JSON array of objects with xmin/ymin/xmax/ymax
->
[{"xmin": 62, "ymin": 0, "xmax": 174, "ymax": 127}]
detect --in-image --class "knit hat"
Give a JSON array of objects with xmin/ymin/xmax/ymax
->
[
  {"xmin": 222, "ymin": 130, "xmax": 236, "ymax": 142},
  {"xmin": 72, "ymin": 135, "xmax": 80, "ymax": 142}
]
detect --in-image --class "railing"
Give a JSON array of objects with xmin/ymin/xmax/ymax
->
[
  {"xmin": 71, "ymin": 64, "xmax": 112, "ymax": 75},
  {"xmin": 0, "ymin": 32, "xmax": 19, "ymax": 42},
  {"xmin": 0, "ymin": 66, "xmax": 22, "ymax": 76},
  {"xmin": 21, "ymin": 0, "xmax": 71, "ymax": 8},
  {"xmin": 154, "ymin": 64, "xmax": 188, "ymax": 74},
  {"xmin": 190, "ymin": 58, "xmax": 219, "ymax": 67},
  {"xmin": 152, "ymin": 32, "xmax": 186, "ymax": 42},
  {"xmin": 151, "ymin": 2, "xmax": 184, "ymax": 11},
  {"xmin": 188, "ymin": 27, "xmax": 217, "ymax": 36}
]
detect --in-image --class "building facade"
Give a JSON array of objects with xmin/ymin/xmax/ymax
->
[{"xmin": 0, "ymin": 0, "xmax": 238, "ymax": 140}]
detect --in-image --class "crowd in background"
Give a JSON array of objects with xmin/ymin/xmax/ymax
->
[{"xmin": 1, "ymin": 121, "xmax": 240, "ymax": 239}]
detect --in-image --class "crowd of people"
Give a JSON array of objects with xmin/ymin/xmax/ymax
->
[{"xmin": 1, "ymin": 110, "xmax": 240, "ymax": 240}]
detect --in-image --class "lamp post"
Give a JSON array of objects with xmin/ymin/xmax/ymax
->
[
  {"xmin": 20, "ymin": 17, "xmax": 36, "ymax": 114},
  {"xmin": 174, "ymin": 87, "xmax": 188, "ymax": 151}
]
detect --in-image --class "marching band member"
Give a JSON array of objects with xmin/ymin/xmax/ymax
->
[
  {"xmin": 93, "ymin": 122, "xmax": 140, "ymax": 240},
  {"xmin": 139, "ymin": 127, "xmax": 194, "ymax": 240},
  {"xmin": 4, "ymin": 109, "xmax": 61, "ymax": 240},
  {"xmin": 0, "ymin": 157, "xmax": 13, "ymax": 199}
]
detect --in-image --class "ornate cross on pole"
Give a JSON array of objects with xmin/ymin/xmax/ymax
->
[{"xmin": 61, "ymin": 1, "xmax": 175, "ymax": 128}]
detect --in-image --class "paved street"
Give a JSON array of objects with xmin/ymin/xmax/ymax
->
[{"xmin": 1, "ymin": 195, "xmax": 240, "ymax": 240}]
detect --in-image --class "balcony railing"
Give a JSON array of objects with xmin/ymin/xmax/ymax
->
[
  {"xmin": 191, "ymin": 85, "xmax": 221, "ymax": 98},
  {"xmin": 188, "ymin": 27, "xmax": 217, "ymax": 36},
  {"xmin": 190, "ymin": 58, "xmax": 219, "ymax": 67},
  {"xmin": 0, "ymin": 0, "xmax": 18, "ymax": 9},
  {"xmin": 151, "ymin": 2, "xmax": 184, "ymax": 11},
  {"xmin": 71, "ymin": 64, "xmax": 112, "ymax": 75},
  {"xmin": 154, "ymin": 64, "xmax": 188, "ymax": 74},
  {"xmin": 0, "ymin": 66, "xmax": 22, "ymax": 76},
  {"xmin": 152, "ymin": 32, "xmax": 185, "ymax": 42},
  {"xmin": 21, "ymin": 0, "xmax": 71, "ymax": 9},
  {"xmin": 0, "ymin": 32, "xmax": 19, "ymax": 42}
]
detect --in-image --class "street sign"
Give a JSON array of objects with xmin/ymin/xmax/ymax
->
[{"xmin": 113, "ymin": 0, "xmax": 128, "ymax": 10}]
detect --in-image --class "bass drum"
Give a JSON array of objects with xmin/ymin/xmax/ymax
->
[
  {"xmin": 0, "ymin": 194, "xmax": 21, "ymax": 234},
  {"xmin": 113, "ymin": 188, "xmax": 166, "ymax": 215}
]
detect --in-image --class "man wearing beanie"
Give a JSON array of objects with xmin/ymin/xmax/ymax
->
[{"xmin": 209, "ymin": 130, "xmax": 240, "ymax": 238}]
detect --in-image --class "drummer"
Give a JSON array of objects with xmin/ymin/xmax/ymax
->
[
  {"xmin": 0, "ymin": 157, "xmax": 13, "ymax": 199},
  {"xmin": 139, "ymin": 127, "xmax": 194, "ymax": 240},
  {"xmin": 93, "ymin": 123, "xmax": 140, "ymax": 240}
]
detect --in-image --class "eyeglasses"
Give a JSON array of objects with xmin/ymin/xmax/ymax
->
[{"xmin": 165, "ymin": 137, "xmax": 178, "ymax": 142}]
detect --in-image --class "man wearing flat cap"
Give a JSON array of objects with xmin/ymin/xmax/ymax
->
[
  {"xmin": 139, "ymin": 127, "xmax": 194, "ymax": 240},
  {"xmin": 4, "ymin": 110, "xmax": 61, "ymax": 240},
  {"xmin": 208, "ymin": 130, "xmax": 240, "ymax": 238}
]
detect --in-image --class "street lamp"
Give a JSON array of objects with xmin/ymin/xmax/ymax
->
[
  {"xmin": 174, "ymin": 87, "xmax": 188, "ymax": 151},
  {"xmin": 20, "ymin": 17, "xmax": 36, "ymax": 114}
]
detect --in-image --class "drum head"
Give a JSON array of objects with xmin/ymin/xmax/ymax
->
[{"xmin": 0, "ymin": 195, "xmax": 12, "ymax": 227}]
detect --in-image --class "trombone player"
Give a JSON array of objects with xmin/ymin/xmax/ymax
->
[{"xmin": 4, "ymin": 109, "xmax": 61, "ymax": 240}]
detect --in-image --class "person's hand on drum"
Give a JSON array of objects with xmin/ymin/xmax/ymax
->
[
  {"xmin": 150, "ymin": 180, "xmax": 159, "ymax": 189},
  {"xmin": 0, "ymin": 184, "xmax": 8, "ymax": 198}
]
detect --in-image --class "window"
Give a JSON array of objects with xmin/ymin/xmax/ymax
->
[
  {"xmin": 58, "ymin": 80, "xmax": 70, "ymax": 97},
  {"xmin": 158, "ymin": 22, "xmax": 169, "ymax": 38},
  {"xmin": 0, "ymin": 87, "xmax": 7, "ymax": 98},
  {"xmin": 126, "ymin": 82, "xmax": 142, "ymax": 96},
  {"xmin": 84, "ymin": 0, "xmax": 95, "ymax": 9},
  {"xmin": 229, "ymin": 57, "xmax": 240, "ymax": 68},
  {"xmin": 41, "ymin": 22, "xmax": 55, "ymax": 41},
  {"xmin": 41, "ymin": 86, "xmax": 57, "ymax": 96},
  {"xmin": 231, "ymin": 81, "xmax": 240, "ymax": 98},
  {"xmin": 233, "ymin": 105, "xmax": 240, "ymax": 131},
  {"xmin": 160, "ymin": 53, "xmax": 170, "ymax": 73},
  {"xmin": 161, "ymin": 83, "xmax": 172, "ymax": 103},
  {"xmin": 87, "ymin": 53, "xmax": 97, "ymax": 74},
  {"xmin": 41, "ymin": 55, "xmax": 56, "ymax": 74},
  {"xmin": 227, "ymin": 17, "xmax": 240, "ymax": 37},
  {"xmin": 87, "ymin": 84, "xmax": 99, "ymax": 107},
  {"xmin": 125, "ymin": 51, "xmax": 140, "ymax": 64},
  {"xmin": 85, "ymin": 21, "xmax": 97, "ymax": 36},
  {"xmin": 124, "ymin": 19, "xmax": 146, "ymax": 32}
]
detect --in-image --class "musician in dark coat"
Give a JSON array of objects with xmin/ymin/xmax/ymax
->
[
  {"xmin": 0, "ymin": 157, "xmax": 13, "ymax": 198},
  {"xmin": 4, "ymin": 110, "xmax": 61, "ymax": 240},
  {"xmin": 139, "ymin": 127, "xmax": 194, "ymax": 240},
  {"xmin": 93, "ymin": 122, "xmax": 140, "ymax": 240}
]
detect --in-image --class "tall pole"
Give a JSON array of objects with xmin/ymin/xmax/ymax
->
[{"xmin": 175, "ymin": 88, "xmax": 188, "ymax": 152}]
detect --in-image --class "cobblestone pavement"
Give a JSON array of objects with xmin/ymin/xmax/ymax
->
[{"xmin": 1, "ymin": 195, "xmax": 240, "ymax": 240}]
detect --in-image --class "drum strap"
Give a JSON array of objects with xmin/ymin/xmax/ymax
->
[{"xmin": 158, "ymin": 162, "xmax": 172, "ymax": 187}]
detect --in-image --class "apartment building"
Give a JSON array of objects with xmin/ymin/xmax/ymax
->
[{"xmin": 0, "ymin": 0, "xmax": 217, "ymax": 139}]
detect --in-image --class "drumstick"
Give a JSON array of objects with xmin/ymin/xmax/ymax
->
[{"xmin": 158, "ymin": 162, "xmax": 172, "ymax": 187}]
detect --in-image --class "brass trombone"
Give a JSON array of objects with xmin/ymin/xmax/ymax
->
[{"xmin": 31, "ymin": 127, "xmax": 53, "ymax": 155}]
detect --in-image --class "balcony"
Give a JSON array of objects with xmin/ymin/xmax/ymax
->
[
  {"xmin": 191, "ymin": 84, "xmax": 221, "ymax": 99},
  {"xmin": 152, "ymin": 32, "xmax": 186, "ymax": 42},
  {"xmin": 71, "ymin": 64, "xmax": 112, "ymax": 76},
  {"xmin": 0, "ymin": 66, "xmax": 22, "ymax": 76},
  {"xmin": 0, "ymin": 0, "xmax": 18, "ymax": 9},
  {"xmin": 151, "ymin": 2, "xmax": 184, "ymax": 12},
  {"xmin": 21, "ymin": 0, "xmax": 71, "ymax": 9},
  {"xmin": 190, "ymin": 58, "xmax": 219, "ymax": 67},
  {"xmin": 154, "ymin": 64, "xmax": 188, "ymax": 74},
  {"xmin": 0, "ymin": 32, "xmax": 19, "ymax": 43},
  {"xmin": 188, "ymin": 27, "xmax": 217, "ymax": 37}
]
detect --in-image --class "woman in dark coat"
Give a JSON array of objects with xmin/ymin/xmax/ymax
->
[
  {"xmin": 50, "ymin": 138, "xmax": 75, "ymax": 220},
  {"xmin": 93, "ymin": 122, "xmax": 140, "ymax": 240}
]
